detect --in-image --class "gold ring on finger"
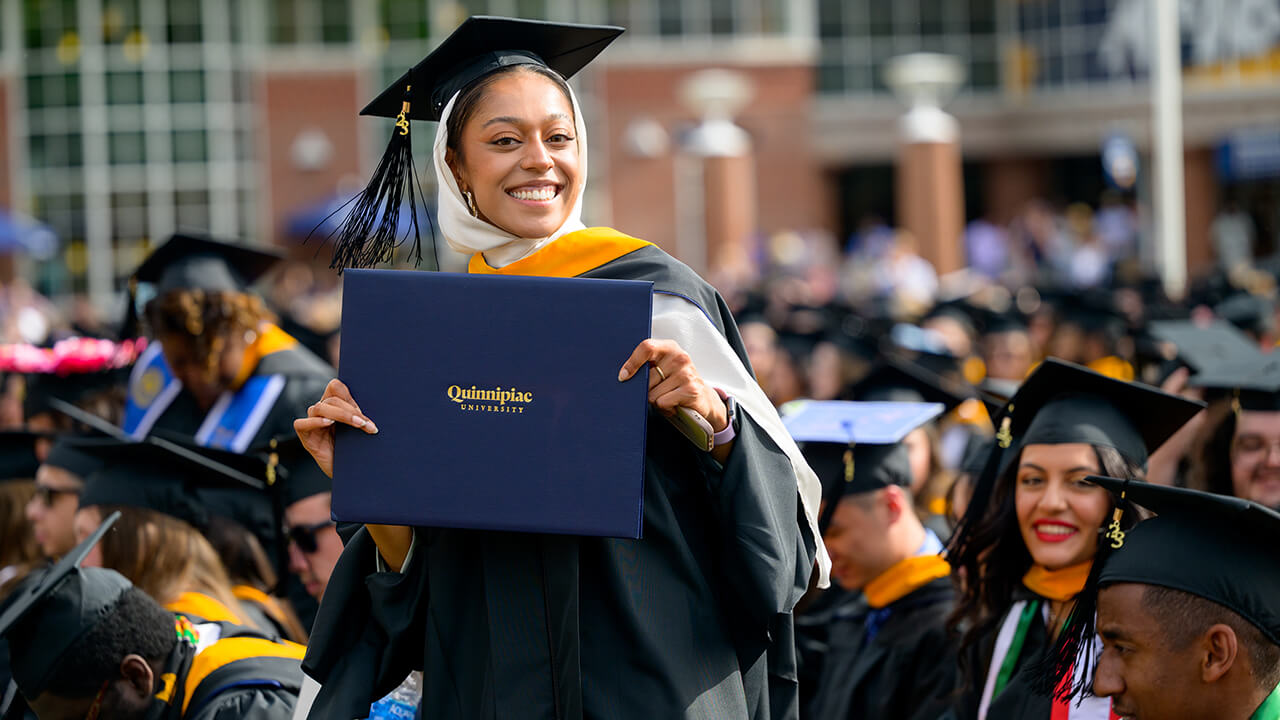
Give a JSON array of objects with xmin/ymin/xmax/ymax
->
[{"xmin": 654, "ymin": 365, "xmax": 666, "ymax": 381}]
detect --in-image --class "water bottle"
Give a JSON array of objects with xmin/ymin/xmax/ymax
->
[{"xmin": 368, "ymin": 671, "xmax": 421, "ymax": 720}]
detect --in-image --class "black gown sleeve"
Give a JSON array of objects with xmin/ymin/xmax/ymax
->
[
  {"xmin": 188, "ymin": 687, "xmax": 298, "ymax": 720},
  {"xmin": 300, "ymin": 527, "xmax": 429, "ymax": 720}
]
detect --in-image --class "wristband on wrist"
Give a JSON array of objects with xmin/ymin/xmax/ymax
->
[{"xmin": 713, "ymin": 390, "xmax": 738, "ymax": 446}]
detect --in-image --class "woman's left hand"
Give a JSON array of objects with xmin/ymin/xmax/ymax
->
[{"xmin": 619, "ymin": 339, "xmax": 729, "ymax": 433}]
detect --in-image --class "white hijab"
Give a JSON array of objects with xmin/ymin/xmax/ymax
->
[{"xmin": 432, "ymin": 80, "xmax": 588, "ymax": 269}]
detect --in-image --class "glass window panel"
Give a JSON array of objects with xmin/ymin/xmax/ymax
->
[
  {"xmin": 321, "ymin": 0, "xmax": 352, "ymax": 44},
  {"xmin": 170, "ymin": 70, "xmax": 205, "ymax": 103},
  {"xmin": 817, "ymin": 59, "xmax": 845, "ymax": 94},
  {"xmin": 25, "ymin": 76, "xmax": 45, "ymax": 107},
  {"xmin": 172, "ymin": 129, "xmax": 208, "ymax": 163},
  {"xmin": 921, "ymin": 0, "xmax": 946, "ymax": 36},
  {"xmin": 818, "ymin": 0, "xmax": 844, "ymax": 39},
  {"xmin": 710, "ymin": 0, "xmax": 735, "ymax": 35},
  {"xmin": 107, "ymin": 71, "xmax": 144, "ymax": 105},
  {"xmin": 109, "ymin": 131, "xmax": 146, "ymax": 164},
  {"xmin": 271, "ymin": 0, "xmax": 299, "ymax": 44},
  {"xmin": 383, "ymin": 0, "xmax": 429, "ymax": 41},
  {"xmin": 515, "ymin": 0, "xmax": 547, "ymax": 20},
  {"xmin": 658, "ymin": 0, "xmax": 683, "ymax": 36},
  {"xmin": 869, "ymin": 0, "xmax": 893, "ymax": 35},
  {"xmin": 175, "ymin": 189, "xmax": 210, "ymax": 229},
  {"xmin": 970, "ymin": 0, "xmax": 996, "ymax": 34},
  {"xmin": 167, "ymin": 0, "xmax": 203, "ymax": 43}
]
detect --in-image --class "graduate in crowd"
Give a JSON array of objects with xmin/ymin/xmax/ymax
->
[
  {"xmin": 789, "ymin": 401, "xmax": 958, "ymax": 720},
  {"xmin": 294, "ymin": 17, "xmax": 825, "ymax": 720},
  {"xmin": 70, "ymin": 438, "xmax": 276, "ymax": 632},
  {"xmin": 944, "ymin": 359, "xmax": 1203, "ymax": 719},
  {"xmin": 1188, "ymin": 357, "xmax": 1280, "ymax": 510},
  {"xmin": 0, "ymin": 432, "xmax": 42, "ymax": 592},
  {"xmin": 0, "ymin": 513, "xmax": 306, "ymax": 720},
  {"xmin": 125, "ymin": 234, "xmax": 334, "ymax": 532},
  {"xmin": 1045, "ymin": 478, "xmax": 1280, "ymax": 720},
  {"xmin": 24, "ymin": 436, "xmax": 99, "ymax": 560}
]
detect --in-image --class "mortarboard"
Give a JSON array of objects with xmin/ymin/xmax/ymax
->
[
  {"xmin": 1046, "ymin": 477, "xmax": 1280, "ymax": 698},
  {"xmin": 22, "ymin": 368, "xmax": 129, "ymax": 421},
  {"xmin": 75, "ymin": 438, "xmax": 269, "ymax": 532},
  {"xmin": 362, "ymin": 17, "xmax": 625, "ymax": 123},
  {"xmin": 1215, "ymin": 292, "xmax": 1276, "ymax": 338},
  {"xmin": 327, "ymin": 17, "xmax": 623, "ymax": 271},
  {"xmin": 0, "ymin": 431, "xmax": 43, "ymax": 480},
  {"xmin": 784, "ymin": 400, "xmax": 944, "ymax": 529},
  {"xmin": 1147, "ymin": 319, "xmax": 1262, "ymax": 374},
  {"xmin": 959, "ymin": 433, "xmax": 995, "ymax": 477},
  {"xmin": 948, "ymin": 358, "xmax": 1204, "ymax": 571},
  {"xmin": 41, "ymin": 435, "xmax": 102, "ymax": 480},
  {"xmin": 132, "ymin": 233, "xmax": 283, "ymax": 295},
  {"xmin": 1190, "ymin": 354, "xmax": 1280, "ymax": 412},
  {"xmin": 842, "ymin": 355, "xmax": 973, "ymax": 414},
  {"xmin": 0, "ymin": 510, "xmax": 123, "ymax": 700}
]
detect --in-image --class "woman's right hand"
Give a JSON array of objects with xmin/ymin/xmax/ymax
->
[{"xmin": 293, "ymin": 378, "xmax": 379, "ymax": 478}]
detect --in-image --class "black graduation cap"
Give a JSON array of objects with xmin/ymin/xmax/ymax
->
[
  {"xmin": 132, "ymin": 233, "xmax": 283, "ymax": 295},
  {"xmin": 22, "ymin": 368, "xmax": 129, "ymax": 420},
  {"xmin": 362, "ymin": 16, "xmax": 625, "ymax": 122},
  {"xmin": 42, "ymin": 435, "xmax": 103, "ymax": 480},
  {"xmin": 1190, "ymin": 354, "xmax": 1280, "ymax": 412},
  {"xmin": 959, "ymin": 433, "xmax": 994, "ymax": 477},
  {"xmin": 0, "ymin": 431, "xmax": 42, "ymax": 481},
  {"xmin": 1147, "ymin": 319, "xmax": 1262, "ymax": 374},
  {"xmin": 784, "ymin": 400, "xmax": 944, "ymax": 529},
  {"xmin": 842, "ymin": 355, "xmax": 972, "ymax": 414},
  {"xmin": 75, "ymin": 438, "xmax": 268, "ymax": 531},
  {"xmin": 1215, "ymin": 292, "xmax": 1276, "ymax": 338},
  {"xmin": 0, "ymin": 510, "xmax": 123, "ymax": 700}
]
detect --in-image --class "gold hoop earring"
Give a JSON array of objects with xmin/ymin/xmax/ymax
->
[{"xmin": 464, "ymin": 191, "xmax": 478, "ymax": 218}]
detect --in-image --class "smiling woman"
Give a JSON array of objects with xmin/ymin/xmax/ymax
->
[
  {"xmin": 943, "ymin": 359, "xmax": 1203, "ymax": 720},
  {"xmin": 295, "ymin": 16, "xmax": 826, "ymax": 720}
]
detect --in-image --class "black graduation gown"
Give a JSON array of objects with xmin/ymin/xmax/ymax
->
[
  {"xmin": 948, "ymin": 597, "xmax": 1068, "ymax": 720},
  {"xmin": 807, "ymin": 576, "xmax": 958, "ymax": 720},
  {"xmin": 795, "ymin": 586, "xmax": 867, "ymax": 715},
  {"xmin": 303, "ymin": 237, "xmax": 819, "ymax": 720},
  {"xmin": 167, "ymin": 621, "xmax": 304, "ymax": 720}
]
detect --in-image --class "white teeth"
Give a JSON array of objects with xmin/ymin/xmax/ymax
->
[
  {"xmin": 509, "ymin": 187, "xmax": 557, "ymax": 201},
  {"xmin": 1036, "ymin": 524, "xmax": 1075, "ymax": 536}
]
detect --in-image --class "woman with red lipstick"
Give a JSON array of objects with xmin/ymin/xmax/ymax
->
[{"xmin": 945, "ymin": 359, "xmax": 1204, "ymax": 720}]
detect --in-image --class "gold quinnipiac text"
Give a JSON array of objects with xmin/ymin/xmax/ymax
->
[{"xmin": 447, "ymin": 385, "xmax": 534, "ymax": 414}]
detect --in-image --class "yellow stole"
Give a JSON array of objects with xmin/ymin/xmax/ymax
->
[
  {"xmin": 467, "ymin": 227, "xmax": 653, "ymax": 278},
  {"xmin": 180, "ymin": 636, "xmax": 306, "ymax": 713},
  {"xmin": 231, "ymin": 585, "xmax": 289, "ymax": 628},
  {"xmin": 1022, "ymin": 561, "xmax": 1092, "ymax": 602},
  {"xmin": 1086, "ymin": 355, "xmax": 1135, "ymax": 382},
  {"xmin": 165, "ymin": 591, "xmax": 245, "ymax": 625},
  {"xmin": 229, "ymin": 323, "xmax": 298, "ymax": 389},
  {"xmin": 863, "ymin": 555, "xmax": 952, "ymax": 609}
]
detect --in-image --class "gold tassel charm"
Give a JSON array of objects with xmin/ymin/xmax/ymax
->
[
  {"xmin": 843, "ymin": 447, "xmax": 855, "ymax": 483},
  {"xmin": 1104, "ymin": 499, "xmax": 1126, "ymax": 549},
  {"xmin": 395, "ymin": 92, "xmax": 411, "ymax": 136},
  {"xmin": 996, "ymin": 416, "xmax": 1013, "ymax": 449},
  {"xmin": 266, "ymin": 438, "xmax": 279, "ymax": 487},
  {"xmin": 1232, "ymin": 390, "xmax": 1242, "ymax": 418}
]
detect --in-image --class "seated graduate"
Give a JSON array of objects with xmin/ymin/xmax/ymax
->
[
  {"xmin": 69, "ymin": 438, "xmax": 277, "ymax": 632},
  {"xmin": 293, "ymin": 17, "xmax": 826, "ymax": 720},
  {"xmin": 25, "ymin": 436, "xmax": 100, "ymax": 560},
  {"xmin": 125, "ymin": 234, "xmax": 333, "ymax": 511},
  {"xmin": 0, "ymin": 513, "xmax": 305, "ymax": 720},
  {"xmin": 944, "ymin": 359, "xmax": 1204, "ymax": 720},
  {"xmin": 789, "ymin": 401, "xmax": 959, "ymax": 720},
  {"xmin": 1045, "ymin": 478, "xmax": 1280, "ymax": 720}
]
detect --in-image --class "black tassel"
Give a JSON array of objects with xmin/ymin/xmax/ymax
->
[{"xmin": 313, "ymin": 81, "xmax": 438, "ymax": 273}]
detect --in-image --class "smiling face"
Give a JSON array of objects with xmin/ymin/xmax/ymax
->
[
  {"xmin": 1014, "ymin": 442, "xmax": 1112, "ymax": 570},
  {"xmin": 446, "ymin": 69, "xmax": 581, "ymax": 240},
  {"xmin": 1230, "ymin": 410, "xmax": 1280, "ymax": 509}
]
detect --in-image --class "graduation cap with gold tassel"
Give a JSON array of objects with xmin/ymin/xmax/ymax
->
[{"xmin": 320, "ymin": 16, "xmax": 624, "ymax": 273}]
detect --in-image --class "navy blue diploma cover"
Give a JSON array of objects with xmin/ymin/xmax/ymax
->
[{"xmin": 333, "ymin": 270, "xmax": 652, "ymax": 538}]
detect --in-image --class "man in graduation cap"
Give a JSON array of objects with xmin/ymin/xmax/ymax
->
[
  {"xmin": 0, "ymin": 513, "xmax": 306, "ymax": 720},
  {"xmin": 1046, "ymin": 478, "xmax": 1280, "ymax": 720},
  {"xmin": 24, "ymin": 435, "xmax": 100, "ymax": 560},
  {"xmin": 787, "ymin": 400, "xmax": 959, "ymax": 720},
  {"xmin": 1188, "ymin": 355, "xmax": 1280, "ymax": 510}
]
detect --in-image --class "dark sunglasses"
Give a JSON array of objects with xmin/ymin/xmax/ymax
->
[
  {"xmin": 286, "ymin": 519, "xmax": 337, "ymax": 554},
  {"xmin": 34, "ymin": 484, "xmax": 80, "ymax": 508}
]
